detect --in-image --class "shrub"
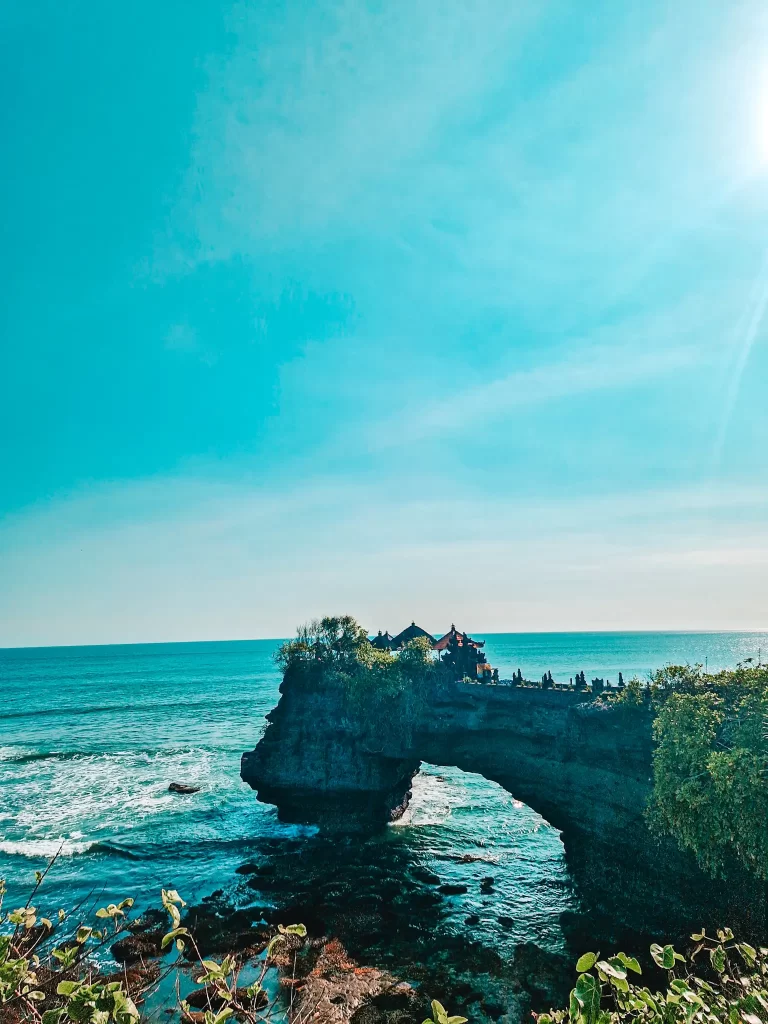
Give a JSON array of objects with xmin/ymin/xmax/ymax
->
[{"xmin": 539, "ymin": 928, "xmax": 768, "ymax": 1024}]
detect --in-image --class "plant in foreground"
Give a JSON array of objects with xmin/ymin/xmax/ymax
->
[
  {"xmin": 0, "ymin": 865, "xmax": 310, "ymax": 1024},
  {"xmin": 538, "ymin": 928, "xmax": 768, "ymax": 1024}
]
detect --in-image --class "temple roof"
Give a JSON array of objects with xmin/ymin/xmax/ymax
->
[
  {"xmin": 389, "ymin": 621, "xmax": 436, "ymax": 650},
  {"xmin": 370, "ymin": 630, "xmax": 394, "ymax": 650},
  {"xmin": 433, "ymin": 624, "xmax": 485, "ymax": 652}
]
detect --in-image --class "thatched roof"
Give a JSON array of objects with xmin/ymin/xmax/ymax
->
[
  {"xmin": 370, "ymin": 630, "xmax": 394, "ymax": 650},
  {"xmin": 389, "ymin": 621, "xmax": 436, "ymax": 650}
]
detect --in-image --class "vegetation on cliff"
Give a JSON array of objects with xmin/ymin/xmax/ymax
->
[
  {"xmin": 275, "ymin": 615, "xmax": 436, "ymax": 702},
  {"xmin": 542, "ymin": 927, "xmax": 768, "ymax": 1024},
  {"xmin": 634, "ymin": 664, "xmax": 768, "ymax": 881}
]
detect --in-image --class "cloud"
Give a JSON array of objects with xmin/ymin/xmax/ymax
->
[{"xmin": 2, "ymin": 468, "xmax": 767, "ymax": 645}]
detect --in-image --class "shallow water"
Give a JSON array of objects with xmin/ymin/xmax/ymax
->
[{"xmin": 1, "ymin": 632, "xmax": 764, "ymax": 1011}]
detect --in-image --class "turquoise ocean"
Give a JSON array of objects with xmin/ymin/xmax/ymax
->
[{"xmin": 1, "ymin": 631, "xmax": 765, "ymax": 990}]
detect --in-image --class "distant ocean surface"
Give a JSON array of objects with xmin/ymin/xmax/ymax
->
[{"xmin": 1, "ymin": 631, "xmax": 765, "ymax": 978}]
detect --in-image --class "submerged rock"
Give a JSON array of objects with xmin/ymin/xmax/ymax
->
[{"xmin": 168, "ymin": 782, "xmax": 200, "ymax": 794}]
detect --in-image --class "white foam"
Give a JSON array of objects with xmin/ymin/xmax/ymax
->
[
  {"xmin": 0, "ymin": 838, "xmax": 93, "ymax": 858},
  {"xmin": 392, "ymin": 770, "xmax": 460, "ymax": 827},
  {"xmin": 4, "ymin": 747, "xmax": 217, "ymax": 839}
]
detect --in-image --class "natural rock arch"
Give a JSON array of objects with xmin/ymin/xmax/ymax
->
[{"xmin": 242, "ymin": 668, "xmax": 762, "ymax": 937}]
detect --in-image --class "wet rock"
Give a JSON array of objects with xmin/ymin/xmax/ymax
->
[
  {"xmin": 168, "ymin": 783, "xmax": 200, "ymax": 794},
  {"xmin": 236, "ymin": 862, "xmax": 273, "ymax": 876},
  {"xmin": 287, "ymin": 937, "xmax": 425, "ymax": 1024},
  {"xmin": 411, "ymin": 866, "xmax": 441, "ymax": 886},
  {"xmin": 480, "ymin": 877, "xmax": 495, "ymax": 891},
  {"xmin": 111, "ymin": 930, "xmax": 164, "ymax": 964},
  {"xmin": 438, "ymin": 884, "xmax": 468, "ymax": 896},
  {"xmin": 127, "ymin": 909, "xmax": 167, "ymax": 934},
  {"xmin": 497, "ymin": 916, "xmax": 515, "ymax": 929},
  {"xmin": 512, "ymin": 941, "xmax": 572, "ymax": 1007},
  {"xmin": 464, "ymin": 914, "xmax": 480, "ymax": 925}
]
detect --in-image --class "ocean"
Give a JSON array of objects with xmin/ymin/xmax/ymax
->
[{"xmin": 0, "ymin": 630, "xmax": 764, "ymax": 1002}]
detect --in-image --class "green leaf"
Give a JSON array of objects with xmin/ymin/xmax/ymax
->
[
  {"xmin": 56, "ymin": 980, "xmax": 80, "ymax": 996},
  {"xmin": 42, "ymin": 1011, "xmax": 66, "ymax": 1024},
  {"xmin": 431, "ymin": 999, "xmax": 449, "ymax": 1024},
  {"xmin": 161, "ymin": 927, "xmax": 189, "ymax": 949},
  {"xmin": 573, "ymin": 973, "xmax": 601, "ymax": 1024},
  {"xmin": 651, "ymin": 943, "xmax": 677, "ymax": 970},
  {"xmin": 576, "ymin": 953, "xmax": 597, "ymax": 972},
  {"xmin": 596, "ymin": 960, "xmax": 626, "ymax": 980},
  {"xmin": 282, "ymin": 923, "xmax": 307, "ymax": 937},
  {"xmin": 616, "ymin": 952, "xmax": 641, "ymax": 974},
  {"xmin": 710, "ymin": 946, "xmax": 727, "ymax": 974}
]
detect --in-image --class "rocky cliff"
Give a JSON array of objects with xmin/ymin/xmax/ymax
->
[{"xmin": 242, "ymin": 666, "xmax": 765, "ymax": 939}]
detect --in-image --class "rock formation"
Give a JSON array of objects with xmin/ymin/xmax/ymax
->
[{"xmin": 242, "ymin": 665, "xmax": 765, "ymax": 939}]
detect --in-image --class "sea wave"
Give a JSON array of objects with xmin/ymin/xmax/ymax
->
[
  {"xmin": 0, "ymin": 838, "xmax": 94, "ymax": 858},
  {"xmin": 0, "ymin": 838, "xmax": 143, "ymax": 860},
  {"xmin": 1, "ymin": 747, "xmax": 214, "ymax": 765},
  {"xmin": 0, "ymin": 695, "xmax": 250, "ymax": 721}
]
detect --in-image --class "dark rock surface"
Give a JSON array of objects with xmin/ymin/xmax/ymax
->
[{"xmin": 168, "ymin": 782, "xmax": 200, "ymax": 794}]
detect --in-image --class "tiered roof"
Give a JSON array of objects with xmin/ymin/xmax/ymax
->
[{"xmin": 433, "ymin": 624, "xmax": 485, "ymax": 652}]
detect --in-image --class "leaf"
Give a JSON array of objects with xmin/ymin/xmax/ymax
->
[
  {"xmin": 595, "ymin": 960, "xmax": 626, "ymax": 980},
  {"xmin": 57, "ymin": 980, "xmax": 80, "ymax": 996},
  {"xmin": 650, "ymin": 943, "xmax": 677, "ymax": 970},
  {"xmin": 573, "ymin": 972, "xmax": 601, "ymax": 1024},
  {"xmin": 447, "ymin": 1018, "xmax": 468, "ymax": 1024},
  {"xmin": 710, "ymin": 946, "xmax": 727, "ymax": 974},
  {"xmin": 161, "ymin": 927, "xmax": 189, "ymax": 949},
  {"xmin": 95, "ymin": 908, "xmax": 110, "ymax": 919},
  {"xmin": 431, "ymin": 999, "xmax": 449, "ymax": 1024},
  {"xmin": 282, "ymin": 923, "xmax": 307, "ymax": 937},
  {"xmin": 576, "ymin": 953, "xmax": 597, "ymax": 973},
  {"xmin": 616, "ymin": 953, "xmax": 642, "ymax": 974},
  {"xmin": 42, "ymin": 1011, "xmax": 67, "ymax": 1024}
]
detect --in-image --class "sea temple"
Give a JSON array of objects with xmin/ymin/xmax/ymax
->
[{"xmin": 371, "ymin": 621, "xmax": 499, "ymax": 682}]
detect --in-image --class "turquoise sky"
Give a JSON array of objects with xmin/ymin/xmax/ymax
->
[{"xmin": 2, "ymin": 0, "xmax": 768, "ymax": 645}]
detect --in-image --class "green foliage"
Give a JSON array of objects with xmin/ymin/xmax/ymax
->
[
  {"xmin": 1, "ymin": 865, "xmax": 305, "ymax": 1023},
  {"xmin": 274, "ymin": 615, "xmax": 370, "ymax": 671},
  {"xmin": 540, "ymin": 929, "xmax": 768, "ymax": 1024},
  {"xmin": 423, "ymin": 998, "xmax": 468, "ymax": 1024},
  {"xmin": 275, "ymin": 616, "xmax": 437, "ymax": 706},
  {"xmin": 646, "ymin": 663, "xmax": 768, "ymax": 879}
]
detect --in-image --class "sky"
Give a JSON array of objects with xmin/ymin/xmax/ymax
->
[{"xmin": 2, "ymin": 0, "xmax": 768, "ymax": 646}]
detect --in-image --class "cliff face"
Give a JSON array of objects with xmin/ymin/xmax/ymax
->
[{"xmin": 242, "ymin": 668, "xmax": 765, "ymax": 938}]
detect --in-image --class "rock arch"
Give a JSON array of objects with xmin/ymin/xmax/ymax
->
[{"xmin": 242, "ymin": 669, "xmax": 762, "ymax": 937}]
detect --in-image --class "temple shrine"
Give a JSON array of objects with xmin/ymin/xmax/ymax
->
[{"xmin": 371, "ymin": 622, "xmax": 498, "ymax": 682}]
